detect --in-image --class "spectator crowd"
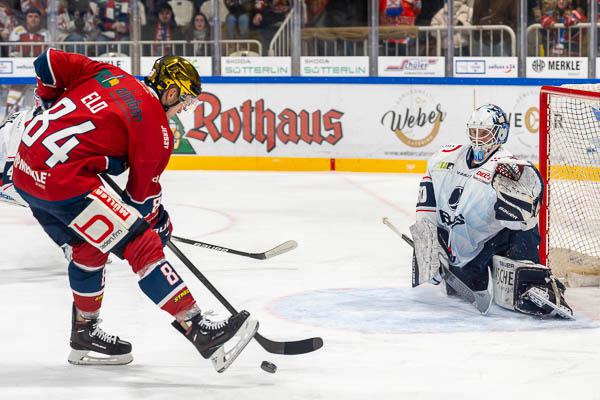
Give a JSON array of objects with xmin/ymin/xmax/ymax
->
[{"xmin": 0, "ymin": 0, "xmax": 595, "ymax": 58}]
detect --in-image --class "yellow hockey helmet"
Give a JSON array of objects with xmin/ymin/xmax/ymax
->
[{"xmin": 145, "ymin": 56, "xmax": 202, "ymax": 103}]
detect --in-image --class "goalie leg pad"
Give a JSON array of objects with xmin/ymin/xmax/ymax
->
[
  {"xmin": 492, "ymin": 255, "xmax": 573, "ymax": 319},
  {"xmin": 409, "ymin": 220, "xmax": 443, "ymax": 286}
]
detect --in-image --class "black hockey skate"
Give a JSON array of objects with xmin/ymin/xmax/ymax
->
[
  {"xmin": 68, "ymin": 304, "xmax": 133, "ymax": 365},
  {"xmin": 172, "ymin": 310, "xmax": 258, "ymax": 373}
]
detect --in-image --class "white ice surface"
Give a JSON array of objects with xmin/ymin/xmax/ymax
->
[{"xmin": 0, "ymin": 171, "xmax": 599, "ymax": 400}]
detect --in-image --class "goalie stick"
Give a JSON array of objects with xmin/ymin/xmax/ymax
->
[
  {"xmin": 101, "ymin": 174, "xmax": 324, "ymax": 356},
  {"xmin": 171, "ymin": 235, "xmax": 298, "ymax": 260},
  {"xmin": 382, "ymin": 217, "xmax": 493, "ymax": 314}
]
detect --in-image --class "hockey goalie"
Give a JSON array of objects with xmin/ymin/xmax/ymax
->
[{"xmin": 411, "ymin": 104, "xmax": 573, "ymax": 319}]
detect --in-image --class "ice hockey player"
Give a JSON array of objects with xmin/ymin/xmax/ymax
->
[
  {"xmin": 12, "ymin": 49, "xmax": 258, "ymax": 369},
  {"xmin": 411, "ymin": 104, "xmax": 573, "ymax": 319}
]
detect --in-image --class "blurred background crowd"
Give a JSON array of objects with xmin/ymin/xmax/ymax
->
[{"xmin": 0, "ymin": 0, "xmax": 596, "ymax": 59}]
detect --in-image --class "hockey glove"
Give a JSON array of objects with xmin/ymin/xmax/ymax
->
[{"xmin": 151, "ymin": 205, "xmax": 173, "ymax": 247}]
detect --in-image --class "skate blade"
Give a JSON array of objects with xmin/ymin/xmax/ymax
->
[
  {"xmin": 68, "ymin": 349, "xmax": 133, "ymax": 366},
  {"xmin": 211, "ymin": 319, "xmax": 259, "ymax": 373},
  {"xmin": 525, "ymin": 287, "xmax": 575, "ymax": 320}
]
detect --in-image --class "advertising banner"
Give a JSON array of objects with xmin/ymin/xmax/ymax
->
[
  {"xmin": 0, "ymin": 82, "xmax": 542, "ymax": 164},
  {"xmin": 221, "ymin": 57, "xmax": 291, "ymax": 76},
  {"xmin": 0, "ymin": 58, "xmax": 35, "ymax": 77},
  {"xmin": 526, "ymin": 57, "xmax": 588, "ymax": 78},
  {"xmin": 0, "ymin": 57, "xmax": 132, "ymax": 76},
  {"xmin": 301, "ymin": 57, "xmax": 369, "ymax": 77},
  {"xmin": 454, "ymin": 57, "xmax": 518, "ymax": 78},
  {"xmin": 170, "ymin": 84, "xmax": 540, "ymax": 162},
  {"xmin": 378, "ymin": 57, "xmax": 445, "ymax": 77}
]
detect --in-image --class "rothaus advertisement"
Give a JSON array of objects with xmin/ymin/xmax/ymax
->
[
  {"xmin": 0, "ymin": 83, "xmax": 541, "ymax": 162},
  {"xmin": 171, "ymin": 84, "xmax": 541, "ymax": 161}
]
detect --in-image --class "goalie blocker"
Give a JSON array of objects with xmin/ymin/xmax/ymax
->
[{"xmin": 493, "ymin": 255, "xmax": 574, "ymax": 319}]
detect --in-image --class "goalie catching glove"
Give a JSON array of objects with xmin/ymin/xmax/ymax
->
[{"xmin": 492, "ymin": 158, "xmax": 543, "ymax": 231}]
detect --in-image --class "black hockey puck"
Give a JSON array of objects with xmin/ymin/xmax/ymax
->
[{"xmin": 261, "ymin": 361, "xmax": 277, "ymax": 373}]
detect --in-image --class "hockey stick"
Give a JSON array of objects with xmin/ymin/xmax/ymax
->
[
  {"xmin": 171, "ymin": 235, "xmax": 298, "ymax": 260},
  {"xmin": 166, "ymin": 240, "xmax": 324, "ymax": 355},
  {"xmin": 101, "ymin": 174, "xmax": 324, "ymax": 355},
  {"xmin": 382, "ymin": 217, "xmax": 493, "ymax": 314}
]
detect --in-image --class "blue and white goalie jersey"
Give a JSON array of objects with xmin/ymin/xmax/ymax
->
[
  {"xmin": 0, "ymin": 110, "xmax": 30, "ymax": 207},
  {"xmin": 416, "ymin": 144, "xmax": 540, "ymax": 267}
]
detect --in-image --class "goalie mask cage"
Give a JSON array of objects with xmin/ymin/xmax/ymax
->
[{"xmin": 540, "ymin": 85, "xmax": 600, "ymax": 287}]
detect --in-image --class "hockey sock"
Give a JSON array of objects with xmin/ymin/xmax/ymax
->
[
  {"xmin": 68, "ymin": 261, "xmax": 105, "ymax": 314},
  {"xmin": 137, "ymin": 259, "xmax": 197, "ymax": 317}
]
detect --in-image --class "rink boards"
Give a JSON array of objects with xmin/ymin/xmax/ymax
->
[
  {"xmin": 166, "ymin": 77, "xmax": 561, "ymax": 173},
  {"xmin": 0, "ymin": 77, "xmax": 596, "ymax": 173}
]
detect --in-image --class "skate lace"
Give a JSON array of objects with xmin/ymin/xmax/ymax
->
[
  {"xmin": 90, "ymin": 320, "xmax": 118, "ymax": 344},
  {"xmin": 198, "ymin": 316, "xmax": 228, "ymax": 331}
]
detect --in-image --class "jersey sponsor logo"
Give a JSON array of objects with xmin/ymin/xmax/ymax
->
[
  {"xmin": 448, "ymin": 187, "xmax": 463, "ymax": 211},
  {"xmin": 433, "ymin": 161, "xmax": 454, "ymax": 170},
  {"xmin": 13, "ymin": 153, "xmax": 48, "ymax": 187},
  {"xmin": 94, "ymin": 69, "xmax": 124, "ymax": 88},
  {"xmin": 474, "ymin": 169, "xmax": 492, "ymax": 184},
  {"xmin": 440, "ymin": 144, "xmax": 462, "ymax": 153},
  {"xmin": 70, "ymin": 190, "xmax": 139, "ymax": 252},
  {"xmin": 439, "ymin": 210, "xmax": 465, "ymax": 228},
  {"xmin": 90, "ymin": 187, "xmax": 132, "ymax": 221},
  {"xmin": 72, "ymin": 213, "xmax": 125, "ymax": 250},
  {"xmin": 112, "ymin": 87, "xmax": 142, "ymax": 122},
  {"xmin": 173, "ymin": 288, "xmax": 190, "ymax": 303}
]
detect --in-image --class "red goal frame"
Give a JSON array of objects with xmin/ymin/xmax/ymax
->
[{"xmin": 539, "ymin": 85, "xmax": 600, "ymax": 266}]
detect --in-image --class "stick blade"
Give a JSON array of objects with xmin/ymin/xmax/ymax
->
[
  {"xmin": 255, "ymin": 332, "xmax": 323, "ymax": 355},
  {"xmin": 263, "ymin": 240, "xmax": 298, "ymax": 259}
]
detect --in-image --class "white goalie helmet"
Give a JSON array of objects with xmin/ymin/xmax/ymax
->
[{"xmin": 466, "ymin": 104, "xmax": 510, "ymax": 163}]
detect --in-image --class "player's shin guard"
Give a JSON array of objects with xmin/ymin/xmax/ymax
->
[
  {"xmin": 68, "ymin": 261, "xmax": 105, "ymax": 315},
  {"xmin": 137, "ymin": 259, "xmax": 197, "ymax": 317}
]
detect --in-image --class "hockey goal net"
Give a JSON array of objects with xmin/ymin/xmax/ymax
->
[{"xmin": 540, "ymin": 85, "xmax": 600, "ymax": 287}]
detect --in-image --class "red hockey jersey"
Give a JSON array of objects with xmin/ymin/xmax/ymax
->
[{"xmin": 13, "ymin": 49, "xmax": 172, "ymax": 220}]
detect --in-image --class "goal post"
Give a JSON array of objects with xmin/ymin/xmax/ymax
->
[{"xmin": 539, "ymin": 85, "xmax": 600, "ymax": 287}]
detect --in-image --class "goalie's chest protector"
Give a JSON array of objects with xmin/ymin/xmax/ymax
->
[{"xmin": 429, "ymin": 145, "xmax": 510, "ymax": 267}]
